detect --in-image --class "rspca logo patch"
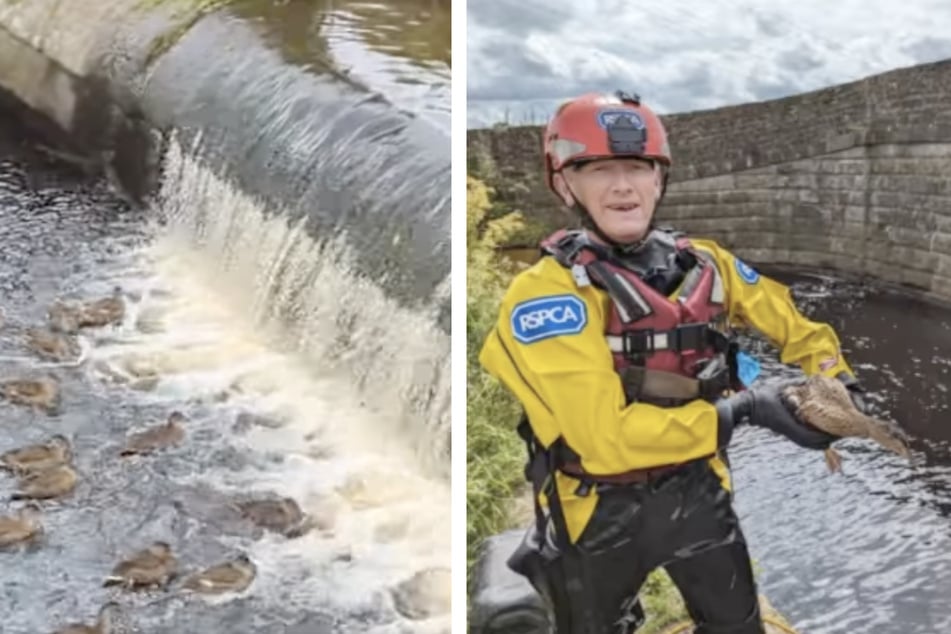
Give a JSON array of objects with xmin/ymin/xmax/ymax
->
[
  {"xmin": 511, "ymin": 295, "xmax": 587, "ymax": 344},
  {"xmin": 597, "ymin": 109, "xmax": 645, "ymax": 130},
  {"xmin": 735, "ymin": 258, "xmax": 760, "ymax": 284}
]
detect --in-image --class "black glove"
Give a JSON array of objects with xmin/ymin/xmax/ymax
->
[
  {"xmin": 836, "ymin": 371, "xmax": 869, "ymax": 414},
  {"xmin": 715, "ymin": 381, "xmax": 840, "ymax": 450}
]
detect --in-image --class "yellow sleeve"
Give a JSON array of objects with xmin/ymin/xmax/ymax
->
[
  {"xmin": 478, "ymin": 257, "xmax": 718, "ymax": 475},
  {"xmin": 691, "ymin": 239, "xmax": 854, "ymax": 378}
]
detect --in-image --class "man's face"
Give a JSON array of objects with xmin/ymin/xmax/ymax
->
[{"xmin": 554, "ymin": 158, "xmax": 661, "ymax": 244}]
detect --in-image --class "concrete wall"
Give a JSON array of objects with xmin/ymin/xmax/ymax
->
[
  {"xmin": 468, "ymin": 59, "xmax": 951, "ymax": 303},
  {"xmin": 0, "ymin": 0, "xmax": 450, "ymax": 325}
]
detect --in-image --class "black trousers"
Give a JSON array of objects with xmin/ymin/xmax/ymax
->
[{"xmin": 510, "ymin": 460, "xmax": 765, "ymax": 634}]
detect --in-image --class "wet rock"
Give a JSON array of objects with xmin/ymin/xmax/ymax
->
[{"xmin": 390, "ymin": 567, "xmax": 451, "ymax": 620}]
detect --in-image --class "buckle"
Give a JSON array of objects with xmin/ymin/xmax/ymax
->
[
  {"xmin": 698, "ymin": 365, "xmax": 731, "ymax": 400},
  {"xmin": 623, "ymin": 330, "xmax": 655, "ymax": 356},
  {"xmin": 674, "ymin": 324, "xmax": 705, "ymax": 351}
]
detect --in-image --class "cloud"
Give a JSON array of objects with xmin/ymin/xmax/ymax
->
[{"xmin": 467, "ymin": 0, "xmax": 951, "ymax": 128}]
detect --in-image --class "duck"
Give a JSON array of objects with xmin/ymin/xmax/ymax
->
[
  {"xmin": 119, "ymin": 411, "xmax": 186, "ymax": 456},
  {"xmin": 0, "ymin": 502, "xmax": 43, "ymax": 548},
  {"xmin": 0, "ymin": 377, "xmax": 60, "ymax": 413},
  {"xmin": 783, "ymin": 373, "xmax": 912, "ymax": 472},
  {"xmin": 182, "ymin": 553, "xmax": 257, "ymax": 594},
  {"xmin": 103, "ymin": 541, "xmax": 177, "ymax": 589},
  {"xmin": 47, "ymin": 299, "xmax": 83, "ymax": 334},
  {"xmin": 11, "ymin": 464, "xmax": 78, "ymax": 500},
  {"xmin": 233, "ymin": 496, "xmax": 312, "ymax": 537},
  {"xmin": 0, "ymin": 434, "xmax": 72, "ymax": 474},
  {"xmin": 51, "ymin": 602, "xmax": 120, "ymax": 634},
  {"xmin": 79, "ymin": 288, "xmax": 125, "ymax": 329},
  {"xmin": 24, "ymin": 327, "xmax": 82, "ymax": 363}
]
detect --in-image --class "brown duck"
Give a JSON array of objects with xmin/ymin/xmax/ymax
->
[
  {"xmin": 182, "ymin": 553, "xmax": 257, "ymax": 594},
  {"xmin": 47, "ymin": 289, "xmax": 125, "ymax": 333},
  {"xmin": 51, "ymin": 602, "xmax": 120, "ymax": 634},
  {"xmin": 80, "ymin": 288, "xmax": 125, "ymax": 329},
  {"xmin": 11, "ymin": 464, "xmax": 78, "ymax": 500},
  {"xmin": 120, "ymin": 411, "xmax": 186, "ymax": 456},
  {"xmin": 24, "ymin": 328, "xmax": 82, "ymax": 363},
  {"xmin": 0, "ymin": 377, "xmax": 60, "ymax": 413},
  {"xmin": 48, "ymin": 300, "xmax": 83, "ymax": 334},
  {"xmin": 783, "ymin": 374, "xmax": 911, "ymax": 473},
  {"xmin": 0, "ymin": 502, "xmax": 43, "ymax": 548},
  {"xmin": 234, "ymin": 496, "xmax": 312, "ymax": 537},
  {"xmin": 103, "ymin": 541, "xmax": 177, "ymax": 589},
  {"xmin": 0, "ymin": 434, "xmax": 72, "ymax": 474}
]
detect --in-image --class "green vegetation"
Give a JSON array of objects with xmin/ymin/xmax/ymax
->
[{"xmin": 466, "ymin": 175, "xmax": 527, "ymax": 577}]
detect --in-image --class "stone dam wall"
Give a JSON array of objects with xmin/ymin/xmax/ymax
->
[{"xmin": 468, "ymin": 58, "xmax": 951, "ymax": 303}]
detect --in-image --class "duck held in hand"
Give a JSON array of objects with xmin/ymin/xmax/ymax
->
[{"xmin": 783, "ymin": 374, "xmax": 911, "ymax": 472}]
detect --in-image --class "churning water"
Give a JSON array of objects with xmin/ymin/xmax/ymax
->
[{"xmin": 0, "ymin": 83, "xmax": 448, "ymax": 634}]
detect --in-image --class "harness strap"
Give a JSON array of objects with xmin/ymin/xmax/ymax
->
[
  {"xmin": 606, "ymin": 323, "xmax": 730, "ymax": 356},
  {"xmin": 618, "ymin": 363, "xmax": 732, "ymax": 404},
  {"xmin": 517, "ymin": 416, "xmax": 572, "ymax": 550}
]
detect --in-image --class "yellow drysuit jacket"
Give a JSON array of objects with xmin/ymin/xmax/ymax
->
[{"xmin": 479, "ymin": 236, "xmax": 854, "ymax": 543}]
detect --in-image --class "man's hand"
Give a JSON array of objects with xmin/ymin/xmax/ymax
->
[{"xmin": 716, "ymin": 380, "xmax": 840, "ymax": 450}]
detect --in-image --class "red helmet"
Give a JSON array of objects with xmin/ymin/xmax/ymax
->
[{"xmin": 543, "ymin": 91, "xmax": 671, "ymax": 194}]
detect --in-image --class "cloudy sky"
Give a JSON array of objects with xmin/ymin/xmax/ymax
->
[{"xmin": 467, "ymin": 0, "xmax": 951, "ymax": 128}]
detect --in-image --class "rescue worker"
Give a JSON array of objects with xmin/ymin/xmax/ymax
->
[{"xmin": 477, "ymin": 90, "xmax": 868, "ymax": 633}]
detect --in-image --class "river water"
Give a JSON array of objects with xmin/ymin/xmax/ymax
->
[
  {"xmin": 0, "ymin": 0, "xmax": 450, "ymax": 631},
  {"xmin": 731, "ymin": 270, "xmax": 951, "ymax": 634}
]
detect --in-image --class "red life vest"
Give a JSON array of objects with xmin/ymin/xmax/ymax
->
[{"xmin": 541, "ymin": 228, "xmax": 738, "ymax": 405}]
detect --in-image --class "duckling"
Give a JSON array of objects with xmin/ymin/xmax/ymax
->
[
  {"xmin": 0, "ymin": 502, "xmax": 43, "ymax": 548},
  {"xmin": 233, "ymin": 496, "xmax": 312, "ymax": 537},
  {"xmin": 79, "ymin": 288, "xmax": 125, "ymax": 329},
  {"xmin": 48, "ymin": 299, "xmax": 83, "ymax": 334},
  {"xmin": 24, "ymin": 327, "xmax": 82, "ymax": 363},
  {"xmin": 119, "ymin": 411, "xmax": 186, "ymax": 456},
  {"xmin": 51, "ymin": 602, "xmax": 120, "ymax": 634},
  {"xmin": 182, "ymin": 553, "xmax": 257, "ymax": 594},
  {"xmin": 784, "ymin": 374, "xmax": 912, "ymax": 473},
  {"xmin": 11, "ymin": 464, "xmax": 78, "ymax": 500},
  {"xmin": 0, "ymin": 434, "xmax": 72, "ymax": 474},
  {"xmin": 103, "ymin": 541, "xmax": 177, "ymax": 589},
  {"xmin": 0, "ymin": 377, "xmax": 60, "ymax": 413}
]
